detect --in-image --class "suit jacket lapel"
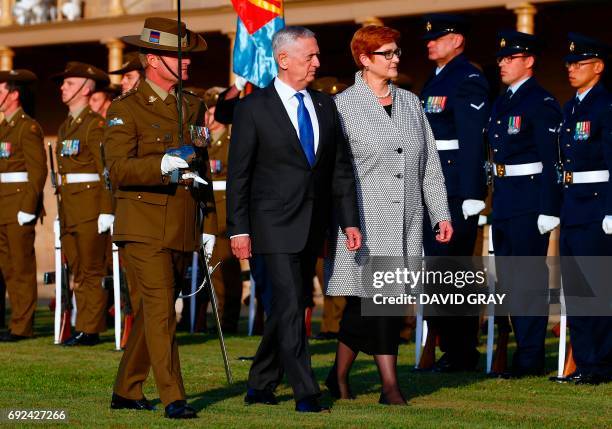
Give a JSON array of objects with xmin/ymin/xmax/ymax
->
[{"xmin": 264, "ymin": 84, "xmax": 311, "ymax": 167}]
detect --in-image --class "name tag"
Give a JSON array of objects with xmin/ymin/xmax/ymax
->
[
  {"xmin": 574, "ymin": 121, "xmax": 590, "ymax": 141},
  {"xmin": 60, "ymin": 139, "xmax": 80, "ymax": 156},
  {"xmin": 424, "ymin": 96, "xmax": 447, "ymax": 113},
  {"xmin": 507, "ymin": 116, "xmax": 522, "ymax": 135},
  {"xmin": 210, "ymin": 159, "xmax": 222, "ymax": 174},
  {"xmin": 189, "ymin": 125, "xmax": 210, "ymax": 148},
  {"xmin": 0, "ymin": 142, "xmax": 11, "ymax": 159}
]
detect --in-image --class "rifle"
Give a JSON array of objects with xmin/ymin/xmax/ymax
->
[{"xmin": 48, "ymin": 142, "xmax": 72, "ymax": 344}]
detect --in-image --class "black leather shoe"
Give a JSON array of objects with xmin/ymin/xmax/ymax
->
[
  {"xmin": 62, "ymin": 332, "xmax": 100, "ymax": 346},
  {"xmin": 566, "ymin": 370, "xmax": 602, "ymax": 385},
  {"xmin": 325, "ymin": 368, "xmax": 355, "ymax": 399},
  {"xmin": 110, "ymin": 393, "xmax": 156, "ymax": 411},
  {"xmin": 244, "ymin": 388, "xmax": 278, "ymax": 405},
  {"xmin": 0, "ymin": 331, "xmax": 29, "ymax": 342},
  {"xmin": 295, "ymin": 397, "xmax": 329, "ymax": 413},
  {"xmin": 432, "ymin": 351, "xmax": 480, "ymax": 373},
  {"xmin": 164, "ymin": 400, "xmax": 197, "ymax": 419}
]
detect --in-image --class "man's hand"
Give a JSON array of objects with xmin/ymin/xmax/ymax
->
[
  {"xmin": 97, "ymin": 214, "xmax": 115, "ymax": 234},
  {"xmin": 537, "ymin": 214, "xmax": 560, "ymax": 235},
  {"xmin": 17, "ymin": 211, "xmax": 36, "ymax": 226},
  {"xmin": 435, "ymin": 220, "xmax": 453, "ymax": 243},
  {"xmin": 603, "ymin": 215, "xmax": 612, "ymax": 235},
  {"xmin": 462, "ymin": 199, "xmax": 486, "ymax": 219},
  {"xmin": 202, "ymin": 233, "xmax": 216, "ymax": 258},
  {"xmin": 161, "ymin": 154, "xmax": 189, "ymax": 175},
  {"xmin": 231, "ymin": 235, "xmax": 252, "ymax": 260},
  {"xmin": 344, "ymin": 227, "xmax": 362, "ymax": 251}
]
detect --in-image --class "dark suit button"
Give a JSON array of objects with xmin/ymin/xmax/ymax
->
[
  {"xmin": 396, "ymin": 148, "xmax": 403, "ymax": 154},
  {"xmin": 395, "ymin": 173, "xmax": 403, "ymax": 179}
]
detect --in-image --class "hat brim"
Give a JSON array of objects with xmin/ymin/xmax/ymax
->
[
  {"xmin": 563, "ymin": 53, "xmax": 604, "ymax": 63},
  {"xmin": 496, "ymin": 47, "xmax": 536, "ymax": 58},
  {"xmin": 108, "ymin": 65, "xmax": 141, "ymax": 75},
  {"xmin": 50, "ymin": 72, "xmax": 110, "ymax": 86},
  {"xmin": 121, "ymin": 30, "xmax": 207, "ymax": 53},
  {"xmin": 422, "ymin": 30, "xmax": 453, "ymax": 41}
]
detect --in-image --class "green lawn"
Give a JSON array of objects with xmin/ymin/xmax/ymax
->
[{"xmin": 0, "ymin": 310, "xmax": 610, "ymax": 428}]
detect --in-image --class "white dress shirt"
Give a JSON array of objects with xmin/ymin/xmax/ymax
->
[
  {"xmin": 508, "ymin": 76, "xmax": 531, "ymax": 95},
  {"xmin": 576, "ymin": 86, "xmax": 593, "ymax": 102},
  {"xmin": 274, "ymin": 77, "xmax": 320, "ymax": 153}
]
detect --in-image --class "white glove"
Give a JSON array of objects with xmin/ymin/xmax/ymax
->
[
  {"xmin": 462, "ymin": 199, "xmax": 486, "ymax": 219},
  {"xmin": 17, "ymin": 211, "xmax": 36, "ymax": 226},
  {"xmin": 181, "ymin": 171, "xmax": 208, "ymax": 185},
  {"xmin": 603, "ymin": 215, "xmax": 612, "ymax": 235},
  {"xmin": 478, "ymin": 214, "xmax": 488, "ymax": 227},
  {"xmin": 161, "ymin": 154, "xmax": 189, "ymax": 175},
  {"xmin": 537, "ymin": 214, "xmax": 560, "ymax": 235},
  {"xmin": 202, "ymin": 233, "xmax": 216, "ymax": 258},
  {"xmin": 234, "ymin": 75, "xmax": 248, "ymax": 91},
  {"xmin": 97, "ymin": 214, "xmax": 115, "ymax": 234}
]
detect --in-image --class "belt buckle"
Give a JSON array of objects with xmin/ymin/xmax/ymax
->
[
  {"xmin": 496, "ymin": 164, "xmax": 506, "ymax": 177},
  {"xmin": 564, "ymin": 171, "xmax": 573, "ymax": 184},
  {"xmin": 60, "ymin": 173, "xmax": 67, "ymax": 185}
]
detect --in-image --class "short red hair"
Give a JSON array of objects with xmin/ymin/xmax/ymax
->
[{"xmin": 351, "ymin": 25, "xmax": 401, "ymax": 69}]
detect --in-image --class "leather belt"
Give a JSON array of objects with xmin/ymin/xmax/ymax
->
[
  {"xmin": 0, "ymin": 171, "xmax": 28, "ymax": 183},
  {"xmin": 493, "ymin": 162, "xmax": 543, "ymax": 177},
  {"xmin": 435, "ymin": 139, "xmax": 459, "ymax": 151},
  {"xmin": 563, "ymin": 170, "xmax": 609, "ymax": 184}
]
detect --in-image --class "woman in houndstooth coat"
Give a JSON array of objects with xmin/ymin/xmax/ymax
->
[{"xmin": 324, "ymin": 26, "xmax": 452, "ymax": 405}]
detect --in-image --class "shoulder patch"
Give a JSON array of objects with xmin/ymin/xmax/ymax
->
[
  {"xmin": 107, "ymin": 117, "xmax": 124, "ymax": 127},
  {"xmin": 113, "ymin": 88, "xmax": 136, "ymax": 102}
]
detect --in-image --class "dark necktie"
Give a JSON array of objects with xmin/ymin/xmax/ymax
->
[
  {"xmin": 501, "ymin": 89, "xmax": 513, "ymax": 105},
  {"xmin": 295, "ymin": 92, "xmax": 315, "ymax": 167},
  {"xmin": 572, "ymin": 96, "xmax": 580, "ymax": 114}
]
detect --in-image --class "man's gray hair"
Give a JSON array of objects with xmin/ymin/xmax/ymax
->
[{"xmin": 272, "ymin": 26, "xmax": 316, "ymax": 59}]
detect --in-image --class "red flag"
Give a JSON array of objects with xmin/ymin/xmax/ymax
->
[{"xmin": 231, "ymin": 0, "xmax": 283, "ymax": 35}]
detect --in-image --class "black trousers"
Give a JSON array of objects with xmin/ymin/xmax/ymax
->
[
  {"xmin": 247, "ymin": 250, "xmax": 319, "ymax": 401},
  {"xmin": 423, "ymin": 196, "xmax": 480, "ymax": 363}
]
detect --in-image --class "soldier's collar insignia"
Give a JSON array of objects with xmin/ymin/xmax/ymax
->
[
  {"xmin": 426, "ymin": 21, "xmax": 432, "ymax": 32},
  {"xmin": 569, "ymin": 41, "xmax": 575, "ymax": 52},
  {"xmin": 500, "ymin": 38, "xmax": 506, "ymax": 48},
  {"xmin": 148, "ymin": 95, "xmax": 158, "ymax": 103}
]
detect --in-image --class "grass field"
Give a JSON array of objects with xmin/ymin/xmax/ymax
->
[{"xmin": 0, "ymin": 309, "xmax": 610, "ymax": 428}]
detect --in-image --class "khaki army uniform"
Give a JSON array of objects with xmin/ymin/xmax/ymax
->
[
  {"xmin": 0, "ymin": 108, "xmax": 46, "ymax": 337},
  {"xmin": 204, "ymin": 127, "xmax": 242, "ymax": 333},
  {"xmin": 56, "ymin": 107, "xmax": 112, "ymax": 334},
  {"xmin": 106, "ymin": 79, "xmax": 217, "ymax": 406}
]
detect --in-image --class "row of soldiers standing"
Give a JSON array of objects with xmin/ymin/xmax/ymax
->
[
  {"xmin": 0, "ymin": 45, "xmax": 242, "ymax": 346},
  {"xmin": 418, "ymin": 15, "xmax": 611, "ymax": 384}
]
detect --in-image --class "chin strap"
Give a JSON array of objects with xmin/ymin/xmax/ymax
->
[{"xmin": 65, "ymin": 78, "xmax": 90, "ymax": 107}]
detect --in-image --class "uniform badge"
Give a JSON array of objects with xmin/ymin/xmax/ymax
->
[
  {"xmin": 189, "ymin": 125, "xmax": 211, "ymax": 148},
  {"xmin": 574, "ymin": 121, "xmax": 590, "ymax": 141},
  {"xmin": 507, "ymin": 116, "xmax": 521, "ymax": 135},
  {"xmin": 500, "ymin": 38, "xmax": 506, "ymax": 48},
  {"xmin": 424, "ymin": 96, "xmax": 447, "ymax": 113},
  {"xmin": 426, "ymin": 21, "xmax": 432, "ymax": 32},
  {"xmin": 107, "ymin": 117, "xmax": 124, "ymax": 127},
  {"xmin": 148, "ymin": 95, "xmax": 158, "ymax": 103},
  {"xmin": 209, "ymin": 159, "xmax": 222, "ymax": 174},
  {"xmin": 569, "ymin": 41, "xmax": 575, "ymax": 52},
  {"xmin": 0, "ymin": 142, "xmax": 11, "ymax": 159},
  {"xmin": 60, "ymin": 139, "xmax": 80, "ymax": 156}
]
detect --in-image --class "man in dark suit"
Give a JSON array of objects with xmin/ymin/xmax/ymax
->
[{"xmin": 227, "ymin": 26, "xmax": 361, "ymax": 413}]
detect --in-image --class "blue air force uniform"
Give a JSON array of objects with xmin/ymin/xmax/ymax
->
[
  {"xmin": 558, "ymin": 33, "xmax": 612, "ymax": 383},
  {"xmin": 489, "ymin": 31, "xmax": 562, "ymax": 375},
  {"xmin": 420, "ymin": 14, "xmax": 490, "ymax": 371}
]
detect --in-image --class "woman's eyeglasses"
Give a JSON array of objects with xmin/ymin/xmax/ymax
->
[{"xmin": 371, "ymin": 48, "xmax": 402, "ymax": 60}]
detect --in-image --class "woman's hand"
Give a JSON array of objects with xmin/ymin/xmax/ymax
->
[
  {"xmin": 435, "ymin": 221, "xmax": 453, "ymax": 244},
  {"xmin": 344, "ymin": 227, "xmax": 362, "ymax": 251}
]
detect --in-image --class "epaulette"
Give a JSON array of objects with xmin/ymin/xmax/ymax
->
[{"xmin": 113, "ymin": 88, "xmax": 137, "ymax": 102}]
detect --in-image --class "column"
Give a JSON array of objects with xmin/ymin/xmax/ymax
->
[
  {"xmin": 109, "ymin": 0, "xmax": 125, "ymax": 17},
  {"xmin": 510, "ymin": 2, "xmax": 536, "ymax": 34},
  {"xmin": 1, "ymin": 0, "xmax": 13, "ymax": 26},
  {"xmin": 223, "ymin": 29, "xmax": 237, "ymax": 86},
  {"xmin": 355, "ymin": 16, "xmax": 383, "ymax": 27},
  {"xmin": 0, "ymin": 45, "xmax": 14, "ymax": 71},
  {"xmin": 104, "ymin": 39, "xmax": 125, "ymax": 85}
]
